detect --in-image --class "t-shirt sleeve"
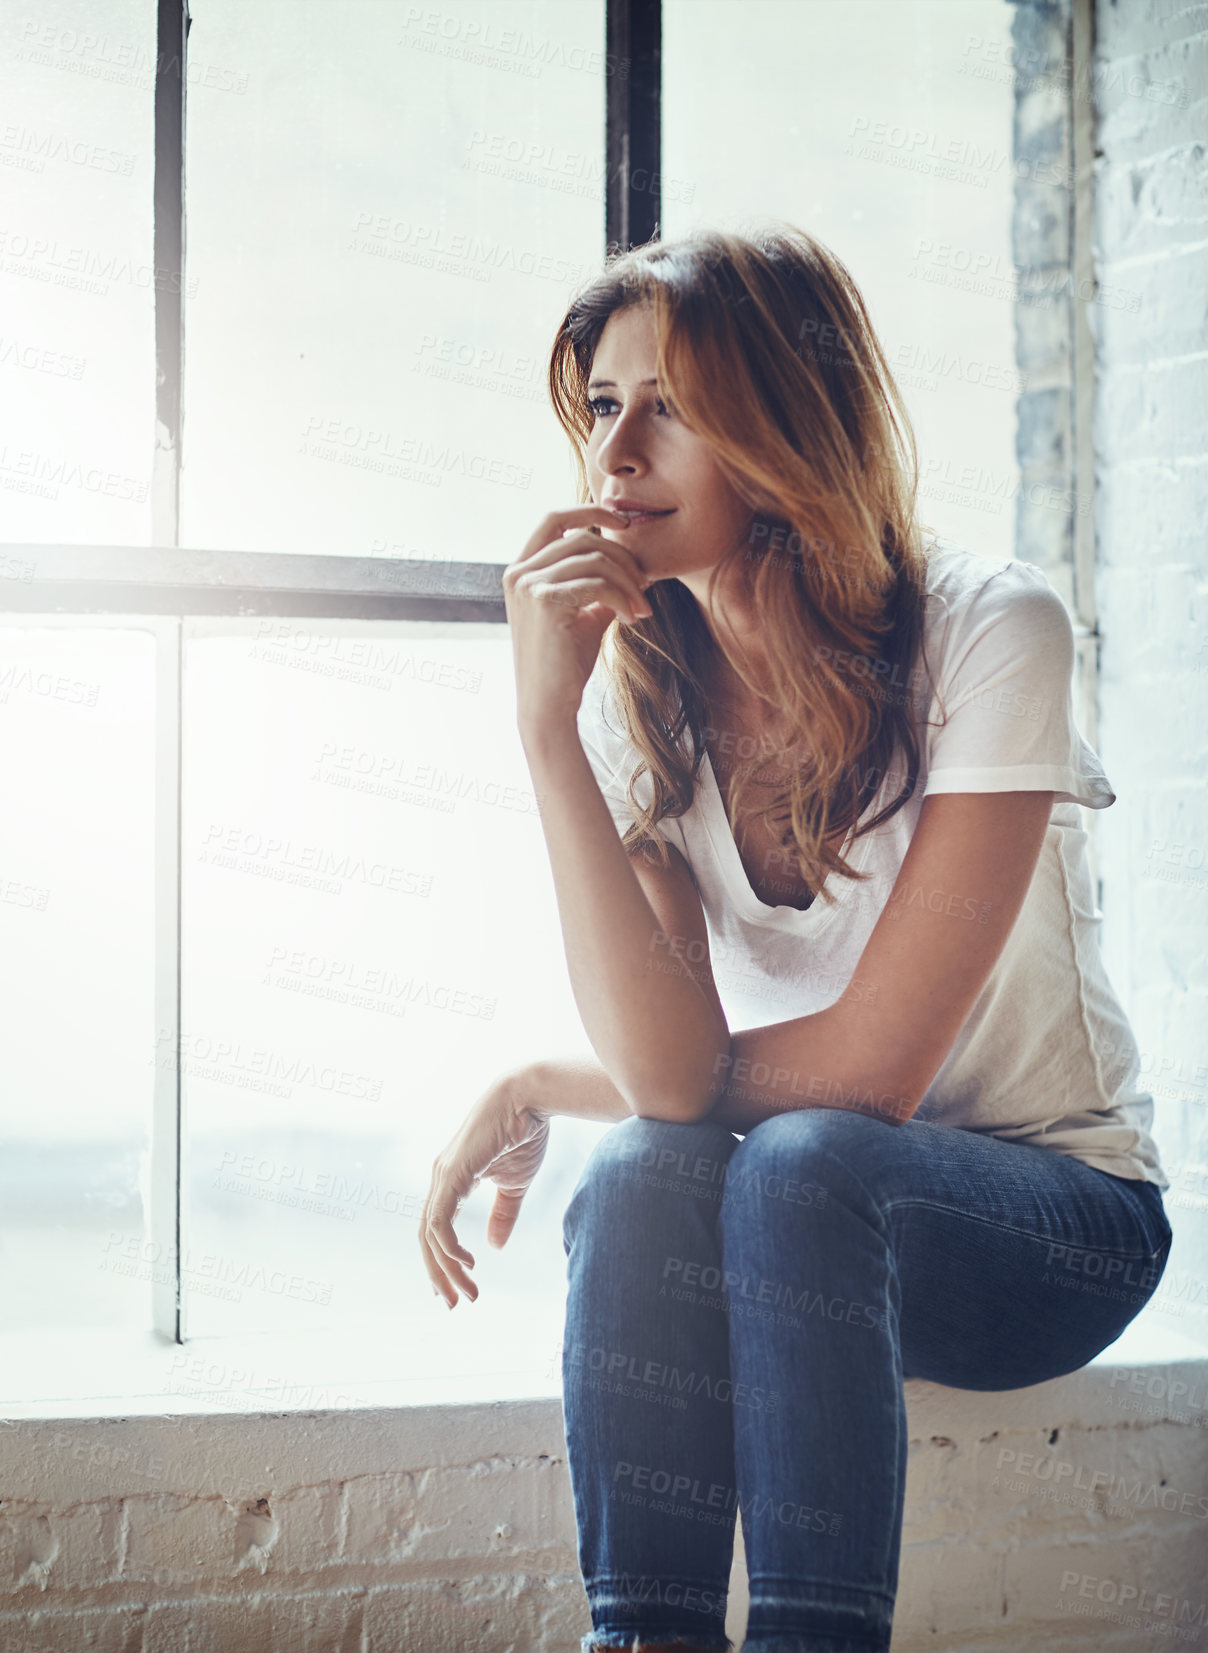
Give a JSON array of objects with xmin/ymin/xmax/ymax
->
[
  {"xmin": 575, "ymin": 666, "xmax": 689, "ymax": 852},
  {"xmin": 576, "ymin": 682, "xmax": 641, "ymax": 838},
  {"xmin": 922, "ymin": 562, "xmax": 1117, "ymax": 810}
]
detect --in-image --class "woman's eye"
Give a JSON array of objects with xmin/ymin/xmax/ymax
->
[{"xmin": 586, "ymin": 395, "xmax": 673, "ymax": 419}]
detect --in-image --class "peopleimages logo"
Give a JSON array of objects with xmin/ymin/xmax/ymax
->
[
  {"xmin": 1059, "ymin": 1571, "xmax": 1207, "ymax": 1631},
  {"xmin": 564, "ymin": 1341, "xmax": 779, "ymax": 1412},
  {"xmin": 995, "ymin": 1447, "xmax": 1208, "ymax": 1519},
  {"xmin": 611, "ymin": 1464, "xmax": 844, "ymax": 1536},
  {"xmin": 1044, "ymin": 1242, "xmax": 1163, "ymax": 1290}
]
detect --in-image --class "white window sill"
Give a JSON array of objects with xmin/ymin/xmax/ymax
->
[{"xmin": 1, "ymin": 1304, "xmax": 1203, "ymax": 1423}]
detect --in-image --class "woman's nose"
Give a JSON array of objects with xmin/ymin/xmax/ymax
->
[{"xmin": 597, "ymin": 414, "xmax": 647, "ymax": 474}]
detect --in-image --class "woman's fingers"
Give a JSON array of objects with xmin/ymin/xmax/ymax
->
[
  {"xmin": 429, "ymin": 1186, "xmax": 476, "ymax": 1274},
  {"xmin": 418, "ymin": 1230, "xmax": 455, "ymax": 1308},
  {"xmin": 418, "ymin": 1221, "xmax": 458, "ymax": 1307},
  {"xmin": 515, "ymin": 516, "xmax": 647, "ymax": 582},
  {"xmin": 486, "ymin": 1186, "xmax": 526, "ymax": 1250},
  {"xmin": 507, "ymin": 514, "xmax": 652, "ymax": 616},
  {"xmin": 511, "ymin": 535, "xmax": 652, "ymax": 616},
  {"xmin": 516, "ymin": 552, "xmax": 652, "ymax": 624},
  {"xmin": 417, "ymin": 1090, "xmax": 550, "ymax": 1308},
  {"xmin": 417, "ymin": 1172, "xmax": 455, "ymax": 1305},
  {"xmin": 514, "ymin": 527, "xmax": 650, "ymax": 596},
  {"xmin": 422, "ymin": 1220, "xmax": 477, "ymax": 1306},
  {"xmin": 420, "ymin": 1164, "xmax": 479, "ymax": 1307},
  {"xmin": 516, "ymin": 503, "xmax": 631, "ymax": 564}
]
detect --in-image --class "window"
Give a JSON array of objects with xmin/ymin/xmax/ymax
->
[
  {"xmin": 664, "ymin": 0, "xmax": 1020, "ymax": 565},
  {"xmin": 180, "ymin": 0, "xmax": 606, "ymax": 560},
  {"xmin": 6, "ymin": 0, "xmax": 1146, "ymax": 1410}
]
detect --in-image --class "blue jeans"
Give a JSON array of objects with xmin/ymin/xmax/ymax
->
[{"xmin": 560, "ymin": 1109, "xmax": 1173, "ymax": 1653}]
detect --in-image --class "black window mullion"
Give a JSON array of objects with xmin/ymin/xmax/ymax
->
[
  {"xmin": 606, "ymin": 0, "xmax": 662, "ymax": 253},
  {"xmin": 154, "ymin": 0, "xmax": 189, "ymax": 552}
]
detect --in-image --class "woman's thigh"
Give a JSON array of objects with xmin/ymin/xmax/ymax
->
[{"xmin": 723, "ymin": 1108, "xmax": 1173, "ymax": 1392}]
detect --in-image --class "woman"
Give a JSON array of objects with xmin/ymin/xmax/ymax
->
[{"xmin": 418, "ymin": 224, "xmax": 1172, "ymax": 1653}]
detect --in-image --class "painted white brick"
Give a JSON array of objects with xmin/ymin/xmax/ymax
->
[
  {"xmin": 0, "ymin": 1374, "xmax": 1204, "ymax": 1650},
  {"xmin": 120, "ymin": 1492, "xmax": 238, "ymax": 1586},
  {"xmin": 0, "ymin": 1501, "xmax": 126, "ymax": 1596},
  {"xmin": 1095, "ymin": 143, "xmax": 1208, "ymax": 259},
  {"xmin": 1001, "ymin": 1525, "xmax": 1208, "ymax": 1642},
  {"xmin": 0, "ymin": 1606, "xmax": 145, "ymax": 1653},
  {"xmin": 1095, "ymin": 32, "xmax": 1208, "ymax": 156},
  {"xmin": 1087, "ymin": 234, "xmax": 1208, "ymax": 362},
  {"xmin": 338, "ymin": 1469, "xmax": 424, "ymax": 1565},
  {"xmin": 360, "ymin": 1572, "xmax": 588, "ymax": 1653},
  {"xmin": 894, "ymin": 1543, "xmax": 1006, "ymax": 1641},
  {"xmin": 140, "ymin": 1590, "xmax": 364, "ymax": 1653},
  {"xmin": 0, "ymin": 1505, "xmax": 57, "ymax": 1596},
  {"xmin": 1097, "ymin": 466, "xmax": 1208, "ymax": 573},
  {"xmin": 1098, "ymin": 358, "xmax": 1208, "ymax": 461},
  {"xmin": 1097, "ymin": 0, "xmax": 1208, "ymax": 60},
  {"xmin": 251, "ymin": 1482, "xmax": 343, "ymax": 1576},
  {"xmin": 340, "ymin": 1459, "xmax": 578, "ymax": 1571},
  {"xmin": 1094, "ymin": 0, "xmax": 1208, "ymax": 1460}
]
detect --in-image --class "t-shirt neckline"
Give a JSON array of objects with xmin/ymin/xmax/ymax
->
[{"xmin": 698, "ymin": 748, "xmax": 879, "ymax": 935}]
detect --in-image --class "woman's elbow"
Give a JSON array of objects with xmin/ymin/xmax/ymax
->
[
  {"xmin": 631, "ymin": 1063, "xmax": 730, "ymax": 1126},
  {"xmin": 616, "ymin": 1018, "xmax": 731, "ymax": 1124},
  {"xmin": 624, "ymin": 1085, "xmax": 711, "ymax": 1126}
]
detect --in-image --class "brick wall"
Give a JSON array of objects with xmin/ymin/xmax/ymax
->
[
  {"xmin": 1091, "ymin": 0, "xmax": 1208, "ymax": 1349},
  {"xmin": 3, "ymin": 1363, "xmax": 1206, "ymax": 1651}
]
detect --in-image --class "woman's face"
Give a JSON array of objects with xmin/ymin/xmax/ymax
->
[{"xmin": 584, "ymin": 303, "xmax": 755, "ymax": 590}]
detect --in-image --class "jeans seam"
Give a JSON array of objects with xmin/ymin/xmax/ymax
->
[{"xmin": 879, "ymin": 1195, "xmax": 1169, "ymax": 1259}]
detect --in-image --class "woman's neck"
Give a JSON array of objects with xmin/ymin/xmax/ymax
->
[
  {"xmin": 677, "ymin": 564, "xmax": 778, "ymax": 700},
  {"xmin": 700, "ymin": 648, "xmax": 793, "ymax": 743}
]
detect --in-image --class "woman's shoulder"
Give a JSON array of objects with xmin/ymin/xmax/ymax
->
[
  {"xmin": 921, "ymin": 532, "xmax": 1015, "ymax": 602},
  {"xmin": 919, "ymin": 534, "xmax": 1063, "ymax": 635}
]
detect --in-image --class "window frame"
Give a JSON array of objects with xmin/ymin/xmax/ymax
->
[
  {"xmin": 0, "ymin": 0, "xmax": 1097, "ymax": 1350},
  {"xmin": 0, "ymin": 0, "xmax": 658, "ymax": 1345}
]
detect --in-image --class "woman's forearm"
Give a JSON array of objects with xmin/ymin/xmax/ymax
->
[
  {"xmin": 521, "ymin": 718, "xmax": 731, "ymax": 1121},
  {"xmin": 524, "ymin": 1055, "xmax": 635, "ymax": 1124},
  {"xmin": 700, "ymin": 1014, "xmax": 916, "ymax": 1133}
]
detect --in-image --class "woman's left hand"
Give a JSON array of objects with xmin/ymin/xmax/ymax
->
[{"xmin": 419, "ymin": 1067, "xmax": 552, "ymax": 1308}]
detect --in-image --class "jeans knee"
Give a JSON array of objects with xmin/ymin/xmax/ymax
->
[
  {"xmin": 561, "ymin": 1114, "xmax": 739, "ymax": 1249},
  {"xmin": 723, "ymin": 1107, "xmax": 894, "ymax": 1216}
]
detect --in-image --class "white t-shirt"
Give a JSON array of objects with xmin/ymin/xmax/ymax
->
[{"xmin": 575, "ymin": 538, "xmax": 1168, "ymax": 1190}]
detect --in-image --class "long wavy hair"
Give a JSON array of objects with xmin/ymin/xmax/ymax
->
[{"xmin": 547, "ymin": 222, "xmax": 945, "ymax": 906}]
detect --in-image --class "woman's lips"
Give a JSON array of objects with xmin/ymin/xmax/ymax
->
[{"xmin": 611, "ymin": 509, "xmax": 674, "ymax": 526}]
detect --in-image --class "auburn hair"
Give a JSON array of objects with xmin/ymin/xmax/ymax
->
[{"xmin": 547, "ymin": 221, "xmax": 945, "ymax": 907}]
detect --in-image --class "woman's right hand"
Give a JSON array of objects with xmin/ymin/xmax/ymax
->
[
  {"xmin": 502, "ymin": 504, "xmax": 655, "ymax": 731},
  {"xmin": 419, "ymin": 1067, "xmax": 553, "ymax": 1309}
]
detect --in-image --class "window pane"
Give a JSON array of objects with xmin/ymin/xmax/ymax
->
[
  {"xmin": 0, "ymin": 626, "xmax": 156, "ymax": 1331},
  {"xmin": 663, "ymin": 0, "xmax": 1020, "ymax": 562},
  {"xmin": 181, "ymin": 620, "xmax": 597, "ymax": 1384},
  {"xmin": 181, "ymin": 0, "xmax": 607, "ymax": 559},
  {"xmin": 0, "ymin": 0, "xmax": 155, "ymax": 544}
]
